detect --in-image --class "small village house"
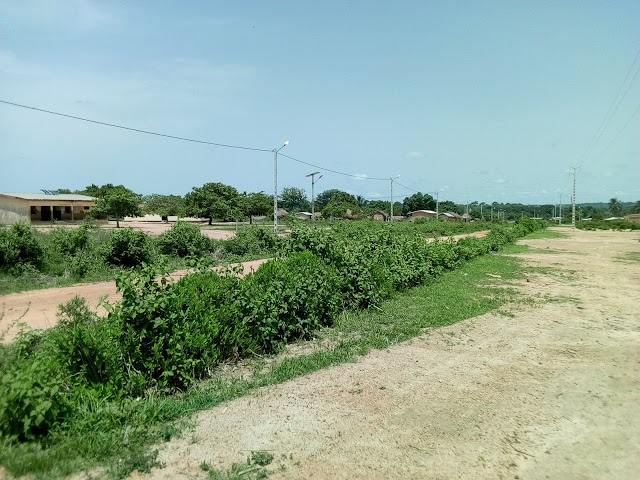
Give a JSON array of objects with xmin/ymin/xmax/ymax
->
[
  {"xmin": 0, "ymin": 192, "xmax": 96, "ymax": 225},
  {"xmin": 409, "ymin": 210, "xmax": 437, "ymax": 220}
]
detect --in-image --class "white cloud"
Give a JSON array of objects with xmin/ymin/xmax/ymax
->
[
  {"xmin": 406, "ymin": 151, "xmax": 426, "ymax": 160},
  {"xmin": 353, "ymin": 173, "xmax": 368, "ymax": 181},
  {"xmin": 366, "ymin": 192, "xmax": 381, "ymax": 198},
  {"xmin": 494, "ymin": 178, "xmax": 506, "ymax": 184}
]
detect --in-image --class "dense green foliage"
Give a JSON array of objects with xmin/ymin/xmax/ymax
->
[
  {"xmin": 103, "ymin": 227, "xmax": 153, "ymax": 267},
  {"xmin": 156, "ymin": 221, "xmax": 212, "ymax": 257},
  {"xmin": 0, "ymin": 223, "xmax": 44, "ymax": 271},
  {"xmin": 576, "ymin": 219, "xmax": 639, "ymax": 230}
]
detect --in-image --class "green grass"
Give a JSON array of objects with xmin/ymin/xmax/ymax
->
[
  {"xmin": 615, "ymin": 252, "xmax": 640, "ymax": 263},
  {"xmin": 0, "ymin": 248, "xmax": 527, "ymax": 479}
]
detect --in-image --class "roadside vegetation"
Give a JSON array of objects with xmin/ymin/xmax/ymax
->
[
  {"xmin": 0, "ymin": 222, "xmax": 283, "ymax": 295},
  {"xmin": 0, "ymin": 218, "xmax": 545, "ymax": 478},
  {"xmin": 575, "ymin": 219, "xmax": 639, "ymax": 231}
]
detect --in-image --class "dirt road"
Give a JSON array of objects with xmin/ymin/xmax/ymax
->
[
  {"xmin": 135, "ymin": 228, "xmax": 640, "ymax": 479},
  {"xmin": 0, "ymin": 259, "xmax": 268, "ymax": 343}
]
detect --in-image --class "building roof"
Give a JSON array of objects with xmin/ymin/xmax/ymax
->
[
  {"xmin": 0, "ymin": 192, "xmax": 96, "ymax": 201},
  {"xmin": 441, "ymin": 212, "xmax": 455, "ymax": 218},
  {"xmin": 298, "ymin": 211, "xmax": 313, "ymax": 216},
  {"xmin": 410, "ymin": 210, "xmax": 437, "ymax": 214}
]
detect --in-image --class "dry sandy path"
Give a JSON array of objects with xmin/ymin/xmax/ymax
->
[
  {"xmin": 0, "ymin": 259, "xmax": 268, "ymax": 342},
  {"xmin": 133, "ymin": 228, "xmax": 640, "ymax": 480}
]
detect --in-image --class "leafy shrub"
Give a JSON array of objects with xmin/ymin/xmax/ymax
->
[
  {"xmin": 104, "ymin": 228, "xmax": 152, "ymax": 267},
  {"xmin": 576, "ymin": 219, "xmax": 639, "ymax": 230},
  {"xmin": 51, "ymin": 224, "xmax": 90, "ymax": 257},
  {"xmin": 156, "ymin": 221, "xmax": 212, "ymax": 257},
  {"xmin": 223, "ymin": 228, "xmax": 280, "ymax": 257},
  {"xmin": 0, "ymin": 223, "xmax": 44, "ymax": 270},
  {"xmin": 241, "ymin": 252, "xmax": 342, "ymax": 352},
  {"xmin": 0, "ymin": 357, "xmax": 70, "ymax": 441},
  {"xmin": 50, "ymin": 297, "xmax": 123, "ymax": 397}
]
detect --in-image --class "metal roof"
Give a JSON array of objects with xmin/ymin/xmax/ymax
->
[
  {"xmin": 410, "ymin": 210, "xmax": 437, "ymax": 214},
  {"xmin": 0, "ymin": 192, "xmax": 96, "ymax": 201}
]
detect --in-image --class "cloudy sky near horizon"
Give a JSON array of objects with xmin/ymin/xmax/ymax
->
[{"xmin": 1, "ymin": 0, "xmax": 639, "ymax": 204}]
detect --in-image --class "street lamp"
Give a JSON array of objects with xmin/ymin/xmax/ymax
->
[
  {"xmin": 390, "ymin": 175, "xmax": 400, "ymax": 222},
  {"xmin": 305, "ymin": 171, "xmax": 322, "ymax": 217},
  {"xmin": 273, "ymin": 140, "xmax": 289, "ymax": 233},
  {"xmin": 558, "ymin": 192, "xmax": 564, "ymax": 226}
]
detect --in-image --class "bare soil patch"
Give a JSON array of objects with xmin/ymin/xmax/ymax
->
[{"xmin": 134, "ymin": 228, "xmax": 640, "ymax": 480}]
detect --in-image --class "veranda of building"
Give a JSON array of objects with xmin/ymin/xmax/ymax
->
[{"xmin": 0, "ymin": 193, "xmax": 96, "ymax": 225}]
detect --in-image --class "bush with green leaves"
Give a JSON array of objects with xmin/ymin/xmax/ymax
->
[
  {"xmin": 51, "ymin": 224, "xmax": 90, "ymax": 257},
  {"xmin": 241, "ymin": 251, "xmax": 342, "ymax": 352},
  {"xmin": 0, "ymin": 356, "xmax": 70, "ymax": 442},
  {"xmin": 222, "ymin": 227, "xmax": 280, "ymax": 257},
  {"xmin": 0, "ymin": 223, "xmax": 44, "ymax": 270},
  {"xmin": 103, "ymin": 227, "xmax": 153, "ymax": 267},
  {"xmin": 155, "ymin": 221, "xmax": 212, "ymax": 257}
]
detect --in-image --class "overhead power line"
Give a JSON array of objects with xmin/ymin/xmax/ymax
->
[
  {"xmin": 0, "ymin": 99, "xmax": 272, "ymax": 152},
  {"xmin": 278, "ymin": 152, "xmax": 388, "ymax": 181},
  {"xmin": 578, "ymin": 45, "xmax": 640, "ymax": 166},
  {"xmin": 394, "ymin": 181, "xmax": 421, "ymax": 193}
]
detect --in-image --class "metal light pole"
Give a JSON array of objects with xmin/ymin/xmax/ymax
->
[
  {"xmin": 273, "ymin": 140, "xmax": 289, "ymax": 233},
  {"xmin": 390, "ymin": 175, "xmax": 400, "ymax": 222},
  {"xmin": 305, "ymin": 171, "xmax": 322, "ymax": 217}
]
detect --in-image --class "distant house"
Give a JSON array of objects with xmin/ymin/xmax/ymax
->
[
  {"xmin": 624, "ymin": 213, "xmax": 640, "ymax": 223},
  {"xmin": 0, "ymin": 192, "xmax": 96, "ymax": 225},
  {"xmin": 461, "ymin": 213, "xmax": 473, "ymax": 222},
  {"xmin": 604, "ymin": 217, "xmax": 624, "ymax": 221},
  {"xmin": 371, "ymin": 210, "xmax": 389, "ymax": 221},
  {"xmin": 410, "ymin": 210, "xmax": 437, "ymax": 220},
  {"xmin": 296, "ymin": 211, "xmax": 313, "ymax": 220},
  {"xmin": 390, "ymin": 215, "xmax": 405, "ymax": 222},
  {"xmin": 276, "ymin": 208, "xmax": 288, "ymax": 218},
  {"xmin": 441, "ymin": 212, "xmax": 463, "ymax": 222}
]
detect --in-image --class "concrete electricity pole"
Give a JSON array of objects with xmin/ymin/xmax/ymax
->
[
  {"xmin": 272, "ymin": 140, "xmax": 289, "ymax": 233},
  {"xmin": 305, "ymin": 171, "xmax": 322, "ymax": 216},
  {"xmin": 570, "ymin": 167, "xmax": 578, "ymax": 228},
  {"xmin": 390, "ymin": 175, "xmax": 400, "ymax": 221}
]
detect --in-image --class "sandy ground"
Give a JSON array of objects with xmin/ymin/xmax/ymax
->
[
  {"xmin": 0, "ymin": 259, "xmax": 268, "ymax": 343},
  {"xmin": 129, "ymin": 228, "xmax": 640, "ymax": 480}
]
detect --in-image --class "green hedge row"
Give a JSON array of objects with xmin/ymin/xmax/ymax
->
[{"xmin": 0, "ymin": 218, "xmax": 545, "ymax": 442}]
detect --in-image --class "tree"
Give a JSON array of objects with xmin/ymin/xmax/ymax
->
[
  {"xmin": 367, "ymin": 200, "xmax": 389, "ymax": 214},
  {"xmin": 184, "ymin": 182, "xmax": 241, "ymax": 224},
  {"xmin": 244, "ymin": 192, "xmax": 272, "ymax": 224},
  {"xmin": 355, "ymin": 195, "xmax": 368, "ymax": 207},
  {"xmin": 280, "ymin": 187, "xmax": 311, "ymax": 212},
  {"xmin": 144, "ymin": 194, "xmax": 185, "ymax": 219},
  {"xmin": 322, "ymin": 200, "xmax": 350, "ymax": 219},
  {"xmin": 89, "ymin": 185, "xmax": 142, "ymax": 228},
  {"xmin": 438, "ymin": 200, "xmax": 457, "ymax": 214},
  {"xmin": 402, "ymin": 192, "xmax": 435, "ymax": 215},
  {"xmin": 632, "ymin": 200, "xmax": 640, "ymax": 214},
  {"xmin": 609, "ymin": 198, "xmax": 622, "ymax": 216},
  {"xmin": 315, "ymin": 189, "xmax": 357, "ymax": 209}
]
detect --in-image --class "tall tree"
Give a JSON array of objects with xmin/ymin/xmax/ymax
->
[
  {"xmin": 144, "ymin": 194, "xmax": 185, "ymax": 218},
  {"xmin": 88, "ymin": 185, "xmax": 142, "ymax": 228},
  {"xmin": 184, "ymin": 182, "xmax": 241, "ymax": 224},
  {"xmin": 402, "ymin": 192, "xmax": 436, "ymax": 215},
  {"xmin": 243, "ymin": 192, "xmax": 272, "ymax": 223},
  {"xmin": 609, "ymin": 197, "xmax": 622, "ymax": 216},
  {"xmin": 315, "ymin": 189, "xmax": 357, "ymax": 209},
  {"xmin": 280, "ymin": 187, "xmax": 311, "ymax": 212}
]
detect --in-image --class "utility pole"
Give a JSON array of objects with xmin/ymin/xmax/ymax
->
[
  {"xmin": 390, "ymin": 175, "xmax": 400, "ymax": 222},
  {"xmin": 305, "ymin": 171, "xmax": 322, "ymax": 217},
  {"xmin": 570, "ymin": 167, "xmax": 577, "ymax": 228},
  {"xmin": 558, "ymin": 193, "xmax": 563, "ymax": 226},
  {"xmin": 272, "ymin": 140, "xmax": 289, "ymax": 233}
]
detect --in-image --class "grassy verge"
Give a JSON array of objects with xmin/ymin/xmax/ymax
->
[
  {"xmin": 615, "ymin": 251, "xmax": 640, "ymax": 263},
  {"xmin": 0, "ymin": 240, "xmax": 531, "ymax": 479}
]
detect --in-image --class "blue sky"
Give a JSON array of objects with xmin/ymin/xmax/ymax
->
[{"xmin": 1, "ymin": 0, "xmax": 639, "ymax": 204}]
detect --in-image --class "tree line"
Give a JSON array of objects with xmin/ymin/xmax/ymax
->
[{"xmin": 60, "ymin": 183, "xmax": 640, "ymax": 225}]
